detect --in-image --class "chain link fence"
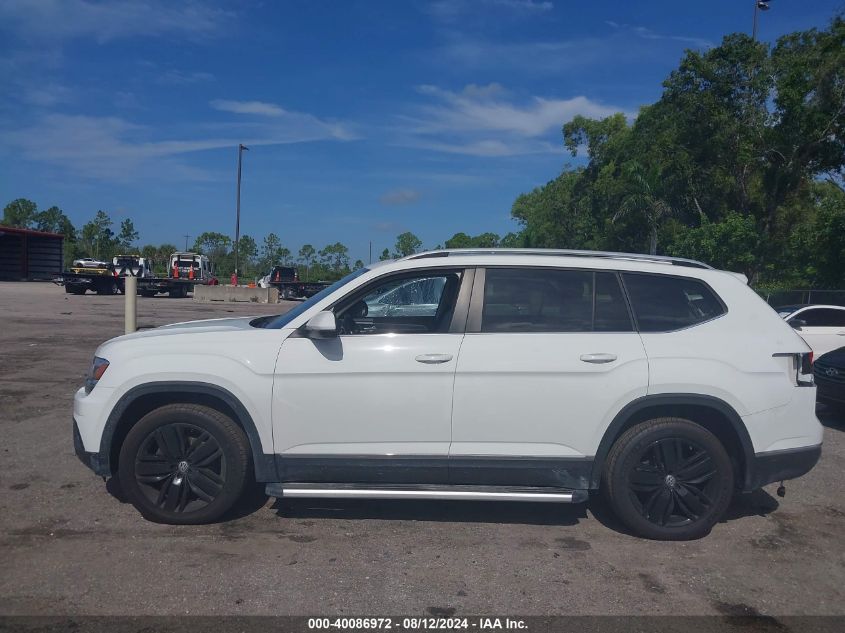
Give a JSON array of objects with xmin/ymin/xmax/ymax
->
[{"xmin": 757, "ymin": 289, "xmax": 845, "ymax": 307}]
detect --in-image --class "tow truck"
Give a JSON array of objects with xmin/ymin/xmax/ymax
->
[{"xmin": 56, "ymin": 252, "xmax": 217, "ymax": 298}]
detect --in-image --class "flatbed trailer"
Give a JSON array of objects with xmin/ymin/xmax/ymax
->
[
  {"xmin": 57, "ymin": 266, "xmax": 123, "ymax": 295},
  {"xmin": 263, "ymin": 266, "xmax": 329, "ymax": 300}
]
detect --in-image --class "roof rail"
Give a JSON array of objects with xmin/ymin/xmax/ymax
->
[{"xmin": 406, "ymin": 248, "xmax": 713, "ymax": 269}]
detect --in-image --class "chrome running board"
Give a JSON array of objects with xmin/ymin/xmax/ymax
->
[{"xmin": 266, "ymin": 483, "xmax": 586, "ymax": 503}]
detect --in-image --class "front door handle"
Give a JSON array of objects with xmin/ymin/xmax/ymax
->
[
  {"xmin": 580, "ymin": 353, "xmax": 618, "ymax": 364},
  {"xmin": 415, "ymin": 353, "xmax": 453, "ymax": 364}
]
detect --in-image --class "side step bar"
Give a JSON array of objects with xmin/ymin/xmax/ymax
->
[{"xmin": 266, "ymin": 483, "xmax": 588, "ymax": 503}]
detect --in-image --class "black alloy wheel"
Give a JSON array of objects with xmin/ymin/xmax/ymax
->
[
  {"xmin": 118, "ymin": 404, "xmax": 250, "ymax": 524},
  {"xmin": 603, "ymin": 417, "xmax": 734, "ymax": 540},
  {"xmin": 133, "ymin": 423, "xmax": 226, "ymax": 514},
  {"xmin": 628, "ymin": 437, "xmax": 717, "ymax": 527}
]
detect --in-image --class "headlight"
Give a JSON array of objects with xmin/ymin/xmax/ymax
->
[{"xmin": 84, "ymin": 356, "xmax": 109, "ymax": 394}]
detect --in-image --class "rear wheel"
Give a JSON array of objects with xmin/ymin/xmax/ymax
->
[
  {"xmin": 118, "ymin": 404, "xmax": 250, "ymax": 524},
  {"xmin": 603, "ymin": 417, "xmax": 734, "ymax": 540},
  {"xmin": 96, "ymin": 281, "xmax": 117, "ymax": 295}
]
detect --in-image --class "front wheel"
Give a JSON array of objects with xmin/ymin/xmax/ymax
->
[
  {"xmin": 118, "ymin": 404, "xmax": 250, "ymax": 524},
  {"xmin": 603, "ymin": 418, "xmax": 734, "ymax": 540}
]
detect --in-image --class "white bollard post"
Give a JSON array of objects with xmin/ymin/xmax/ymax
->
[{"xmin": 124, "ymin": 276, "xmax": 137, "ymax": 334}]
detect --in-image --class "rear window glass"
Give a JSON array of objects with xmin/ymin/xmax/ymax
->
[{"xmin": 622, "ymin": 273, "xmax": 725, "ymax": 332}]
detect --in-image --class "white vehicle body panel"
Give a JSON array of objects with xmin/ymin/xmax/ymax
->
[
  {"xmin": 273, "ymin": 333, "xmax": 463, "ymax": 455},
  {"xmin": 451, "ymin": 332, "xmax": 648, "ymax": 458}
]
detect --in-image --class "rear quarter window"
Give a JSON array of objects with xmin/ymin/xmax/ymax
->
[{"xmin": 622, "ymin": 273, "xmax": 726, "ymax": 332}]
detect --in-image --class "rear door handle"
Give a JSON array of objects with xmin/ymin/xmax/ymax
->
[
  {"xmin": 415, "ymin": 353, "xmax": 453, "ymax": 364},
  {"xmin": 580, "ymin": 353, "xmax": 618, "ymax": 364}
]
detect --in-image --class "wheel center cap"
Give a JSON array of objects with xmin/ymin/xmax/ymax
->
[
  {"xmin": 664, "ymin": 474, "xmax": 677, "ymax": 489},
  {"xmin": 177, "ymin": 460, "xmax": 190, "ymax": 474}
]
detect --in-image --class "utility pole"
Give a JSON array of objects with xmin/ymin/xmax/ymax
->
[
  {"xmin": 183, "ymin": 234, "xmax": 191, "ymax": 251},
  {"xmin": 233, "ymin": 143, "xmax": 249, "ymax": 285},
  {"xmin": 369, "ymin": 241, "xmax": 372, "ymax": 265},
  {"xmin": 752, "ymin": 0, "xmax": 771, "ymax": 41}
]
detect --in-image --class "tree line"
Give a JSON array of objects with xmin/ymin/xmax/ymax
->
[
  {"xmin": 1, "ymin": 199, "xmax": 436, "ymax": 281},
  {"xmin": 3, "ymin": 16, "xmax": 843, "ymax": 289}
]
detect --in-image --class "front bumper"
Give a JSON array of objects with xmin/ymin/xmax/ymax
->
[
  {"xmin": 746, "ymin": 444, "xmax": 821, "ymax": 490},
  {"xmin": 73, "ymin": 418, "xmax": 110, "ymax": 477}
]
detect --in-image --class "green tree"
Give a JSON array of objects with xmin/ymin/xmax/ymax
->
[
  {"xmin": 298, "ymin": 244, "xmax": 316, "ymax": 280},
  {"xmin": 260, "ymin": 232, "xmax": 283, "ymax": 272},
  {"xmin": 192, "ymin": 232, "xmax": 231, "ymax": 269},
  {"xmin": 353, "ymin": 259, "xmax": 365, "ymax": 270},
  {"xmin": 117, "ymin": 218, "xmax": 139, "ymax": 251},
  {"xmin": 3, "ymin": 198, "xmax": 37, "ymax": 227},
  {"xmin": 615, "ymin": 162, "xmax": 674, "ymax": 255},
  {"xmin": 236, "ymin": 235, "xmax": 258, "ymax": 278},
  {"xmin": 668, "ymin": 212, "xmax": 761, "ymax": 278},
  {"xmin": 319, "ymin": 242, "xmax": 350, "ymax": 275},
  {"xmin": 378, "ymin": 248, "xmax": 391, "ymax": 261},
  {"xmin": 392, "ymin": 231, "xmax": 422, "ymax": 257},
  {"xmin": 444, "ymin": 232, "xmax": 473, "ymax": 249},
  {"xmin": 79, "ymin": 210, "xmax": 115, "ymax": 260}
]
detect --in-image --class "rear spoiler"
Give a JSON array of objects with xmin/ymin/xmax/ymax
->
[{"xmin": 726, "ymin": 271, "xmax": 748, "ymax": 284}]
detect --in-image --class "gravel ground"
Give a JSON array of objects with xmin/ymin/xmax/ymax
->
[{"xmin": 0, "ymin": 281, "xmax": 843, "ymax": 617}]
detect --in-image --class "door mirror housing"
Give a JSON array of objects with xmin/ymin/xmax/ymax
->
[
  {"xmin": 788, "ymin": 318, "xmax": 807, "ymax": 330},
  {"xmin": 304, "ymin": 310, "xmax": 338, "ymax": 338}
]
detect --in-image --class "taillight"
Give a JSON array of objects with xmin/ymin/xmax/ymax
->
[{"xmin": 798, "ymin": 352, "xmax": 814, "ymax": 386}]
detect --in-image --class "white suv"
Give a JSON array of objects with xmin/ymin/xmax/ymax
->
[{"xmin": 73, "ymin": 249, "xmax": 822, "ymax": 540}]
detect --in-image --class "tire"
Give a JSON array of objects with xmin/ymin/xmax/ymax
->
[
  {"xmin": 603, "ymin": 417, "xmax": 734, "ymax": 540},
  {"xmin": 66, "ymin": 285, "xmax": 86, "ymax": 295},
  {"xmin": 140, "ymin": 290, "xmax": 157, "ymax": 298},
  {"xmin": 118, "ymin": 404, "xmax": 251, "ymax": 524},
  {"xmin": 96, "ymin": 282, "xmax": 117, "ymax": 295}
]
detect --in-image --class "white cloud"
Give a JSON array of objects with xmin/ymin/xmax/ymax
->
[
  {"xmin": 210, "ymin": 100, "xmax": 288, "ymax": 117},
  {"xmin": 20, "ymin": 82, "xmax": 74, "ymax": 107},
  {"xmin": 432, "ymin": 22, "xmax": 710, "ymax": 73},
  {"xmin": 157, "ymin": 70, "xmax": 216, "ymax": 85},
  {"xmin": 396, "ymin": 83, "xmax": 629, "ymax": 156},
  {"xmin": 0, "ymin": 0, "xmax": 228, "ymax": 43},
  {"xmin": 379, "ymin": 189, "xmax": 422, "ymax": 206},
  {"xmin": 3, "ymin": 109, "xmax": 358, "ymax": 182},
  {"xmin": 428, "ymin": 0, "xmax": 553, "ymax": 22},
  {"xmin": 605, "ymin": 21, "xmax": 713, "ymax": 49}
]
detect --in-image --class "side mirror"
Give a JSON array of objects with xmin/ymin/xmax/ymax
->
[
  {"xmin": 788, "ymin": 318, "xmax": 807, "ymax": 330},
  {"xmin": 304, "ymin": 310, "xmax": 338, "ymax": 338}
]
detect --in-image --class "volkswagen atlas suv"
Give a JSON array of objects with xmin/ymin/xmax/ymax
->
[{"xmin": 72, "ymin": 249, "xmax": 822, "ymax": 540}]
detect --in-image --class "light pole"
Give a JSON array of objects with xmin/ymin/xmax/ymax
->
[
  {"xmin": 752, "ymin": 0, "xmax": 771, "ymax": 41},
  {"xmin": 233, "ymin": 143, "xmax": 249, "ymax": 285}
]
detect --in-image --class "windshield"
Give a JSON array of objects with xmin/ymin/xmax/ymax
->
[{"xmin": 253, "ymin": 267, "xmax": 370, "ymax": 329}]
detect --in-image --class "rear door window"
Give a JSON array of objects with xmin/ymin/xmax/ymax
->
[
  {"xmin": 622, "ymin": 273, "xmax": 725, "ymax": 332},
  {"xmin": 481, "ymin": 268, "xmax": 633, "ymax": 333}
]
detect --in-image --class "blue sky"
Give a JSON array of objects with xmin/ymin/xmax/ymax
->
[{"xmin": 1, "ymin": 0, "xmax": 841, "ymax": 262}]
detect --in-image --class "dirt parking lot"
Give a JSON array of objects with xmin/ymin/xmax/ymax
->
[{"xmin": 0, "ymin": 281, "xmax": 843, "ymax": 617}]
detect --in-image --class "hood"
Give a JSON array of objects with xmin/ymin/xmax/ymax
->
[
  {"xmin": 113, "ymin": 316, "xmax": 259, "ymax": 342},
  {"xmin": 818, "ymin": 346, "xmax": 845, "ymax": 366}
]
